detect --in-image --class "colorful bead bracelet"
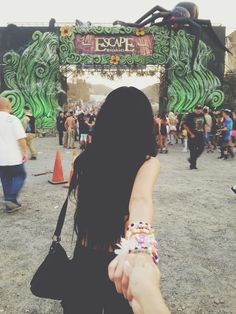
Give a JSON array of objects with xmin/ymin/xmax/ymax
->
[{"xmin": 115, "ymin": 222, "xmax": 159, "ymax": 264}]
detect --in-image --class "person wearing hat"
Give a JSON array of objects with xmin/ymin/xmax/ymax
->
[{"xmin": 184, "ymin": 104, "xmax": 206, "ymax": 169}]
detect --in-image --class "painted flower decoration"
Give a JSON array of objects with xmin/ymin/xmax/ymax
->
[
  {"xmin": 60, "ymin": 25, "xmax": 73, "ymax": 38},
  {"xmin": 110, "ymin": 55, "xmax": 120, "ymax": 65},
  {"xmin": 136, "ymin": 28, "xmax": 145, "ymax": 36}
]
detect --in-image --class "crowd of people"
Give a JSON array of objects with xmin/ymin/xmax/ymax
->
[
  {"xmin": 154, "ymin": 106, "xmax": 236, "ymax": 167},
  {"xmin": 56, "ymin": 108, "xmax": 97, "ymax": 150}
]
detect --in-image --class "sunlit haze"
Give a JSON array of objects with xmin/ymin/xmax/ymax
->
[
  {"xmin": 1, "ymin": 0, "xmax": 235, "ymax": 34},
  {"xmin": 79, "ymin": 72, "xmax": 160, "ymax": 89}
]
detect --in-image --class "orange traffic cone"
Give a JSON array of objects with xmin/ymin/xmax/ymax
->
[
  {"xmin": 64, "ymin": 150, "xmax": 79, "ymax": 188},
  {"xmin": 48, "ymin": 150, "xmax": 67, "ymax": 184}
]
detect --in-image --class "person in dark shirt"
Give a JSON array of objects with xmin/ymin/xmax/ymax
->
[
  {"xmin": 56, "ymin": 111, "xmax": 64, "ymax": 145},
  {"xmin": 24, "ymin": 106, "xmax": 37, "ymax": 160},
  {"xmin": 87, "ymin": 114, "xmax": 96, "ymax": 145},
  {"xmin": 79, "ymin": 112, "xmax": 89, "ymax": 150},
  {"xmin": 184, "ymin": 104, "xmax": 206, "ymax": 169}
]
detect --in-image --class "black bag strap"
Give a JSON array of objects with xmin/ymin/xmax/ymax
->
[
  {"xmin": 52, "ymin": 194, "xmax": 70, "ymax": 242},
  {"xmin": 52, "ymin": 162, "xmax": 78, "ymax": 242},
  {"xmin": 52, "ymin": 156, "xmax": 79, "ymax": 242}
]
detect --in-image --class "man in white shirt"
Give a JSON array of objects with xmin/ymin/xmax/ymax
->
[{"xmin": 0, "ymin": 97, "xmax": 28, "ymax": 213}]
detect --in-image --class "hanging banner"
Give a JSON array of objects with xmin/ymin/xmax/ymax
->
[
  {"xmin": 75, "ymin": 34, "xmax": 153, "ymax": 55},
  {"xmin": 59, "ymin": 25, "xmax": 171, "ymax": 66}
]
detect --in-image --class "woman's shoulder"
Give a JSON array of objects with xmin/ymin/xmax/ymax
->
[
  {"xmin": 146, "ymin": 156, "xmax": 160, "ymax": 168},
  {"xmin": 140, "ymin": 156, "xmax": 160, "ymax": 176},
  {"xmin": 131, "ymin": 157, "xmax": 160, "ymax": 198}
]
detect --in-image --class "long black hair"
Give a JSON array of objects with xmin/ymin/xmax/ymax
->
[{"xmin": 71, "ymin": 86, "xmax": 157, "ymax": 250}]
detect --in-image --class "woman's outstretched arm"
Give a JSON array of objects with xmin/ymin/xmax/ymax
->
[{"xmin": 128, "ymin": 156, "xmax": 160, "ymax": 224}]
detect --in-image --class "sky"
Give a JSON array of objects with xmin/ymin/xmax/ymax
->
[
  {"xmin": 1, "ymin": 0, "xmax": 235, "ymax": 33},
  {"xmin": 1, "ymin": 0, "xmax": 235, "ymax": 89}
]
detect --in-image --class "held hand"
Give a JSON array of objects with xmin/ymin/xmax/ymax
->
[
  {"xmin": 125, "ymin": 255, "xmax": 170, "ymax": 314},
  {"xmin": 124, "ymin": 254, "xmax": 160, "ymax": 302},
  {"xmin": 190, "ymin": 133, "xmax": 195, "ymax": 139},
  {"xmin": 109, "ymin": 254, "xmax": 162, "ymax": 314},
  {"xmin": 108, "ymin": 254, "xmax": 136, "ymax": 298},
  {"xmin": 108, "ymin": 253, "xmax": 160, "ymax": 299}
]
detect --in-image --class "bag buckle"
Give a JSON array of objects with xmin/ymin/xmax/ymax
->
[{"xmin": 52, "ymin": 235, "xmax": 61, "ymax": 242}]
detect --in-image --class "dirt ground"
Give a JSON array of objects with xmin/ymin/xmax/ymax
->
[{"xmin": 0, "ymin": 136, "xmax": 236, "ymax": 314}]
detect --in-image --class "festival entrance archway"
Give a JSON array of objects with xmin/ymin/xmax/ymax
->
[{"xmin": 0, "ymin": 24, "xmax": 224, "ymax": 129}]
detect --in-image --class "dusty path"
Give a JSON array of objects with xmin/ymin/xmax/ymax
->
[{"xmin": 0, "ymin": 136, "xmax": 236, "ymax": 314}]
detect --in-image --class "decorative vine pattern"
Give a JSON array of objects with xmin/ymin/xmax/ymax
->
[
  {"xmin": 1, "ymin": 31, "xmax": 60, "ymax": 129},
  {"xmin": 167, "ymin": 29, "xmax": 224, "ymax": 112}
]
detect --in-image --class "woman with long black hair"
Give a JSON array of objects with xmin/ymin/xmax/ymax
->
[{"xmin": 61, "ymin": 86, "xmax": 160, "ymax": 314}]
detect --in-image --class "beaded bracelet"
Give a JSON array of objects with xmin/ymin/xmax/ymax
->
[
  {"xmin": 115, "ymin": 222, "xmax": 159, "ymax": 264},
  {"xmin": 130, "ymin": 232, "xmax": 159, "ymax": 264},
  {"xmin": 126, "ymin": 222, "xmax": 155, "ymax": 238}
]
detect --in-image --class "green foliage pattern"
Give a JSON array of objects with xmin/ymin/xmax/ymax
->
[{"xmin": 1, "ymin": 31, "xmax": 60, "ymax": 128}]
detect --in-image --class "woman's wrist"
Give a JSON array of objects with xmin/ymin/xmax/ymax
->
[
  {"xmin": 141, "ymin": 293, "xmax": 170, "ymax": 314},
  {"xmin": 115, "ymin": 222, "xmax": 159, "ymax": 264}
]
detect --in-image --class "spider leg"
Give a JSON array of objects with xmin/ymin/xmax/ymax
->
[
  {"xmin": 138, "ymin": 12, "xmax": 170, "ymax": 27},
  {"xmin": 193, "ymin": 19, "xmax": 232, "ymax": 54},
  {"xmin": 113, "ymin": 12, "xmax": 170, "ymax": 28},
  {"xmin": 135, "ymin": 5, "xmax": 169, "ymax": 24},
  {"xmin": 113, "ymin": 20, "xmax": 140, "ymax": 27}
]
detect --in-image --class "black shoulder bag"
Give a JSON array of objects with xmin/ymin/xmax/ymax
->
[{"xmin": 30, "ymin": 191, "xmax": 73, "ymax": 300}]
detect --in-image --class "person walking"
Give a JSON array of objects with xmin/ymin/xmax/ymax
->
[
  {"xmin": 78, "ymin": 112, "xmax": 89, "ymax": 150},
  {"xmin": 168, "ymin": 111, "xmax": 178, "ymax": 145},
  {"xmin": 86, "ymin": 112, "xmax": 96, "ymax": 145},
  {"xmin": 217, "ymin": 109, "xmax": 234, "ymax": 160},
  {"xmin": 64, "ymin": 111, "xmax": 76, "ymax": 149},
  {"xmin": 24, "ymin": 105, "xmax": 37, "ymax": 160},
  {"xmin": 62, "ymin": 111, "xmax": 69, "ymax": 148},
  {"xmin": 56, "ymin": 111, "xmax": 64, "ymax": 145},
  {"xmin": 184, "ymin": 104, "xmax": 206, "ymax": 169},
  {"xmin": 203, "ymin": 106, "xmax": 214, "ymax": 152},
  {"xmin": 0, "ymin": 97, "xmax": 28, "ymax": 212},
  {"xmin": 58, "ymin": 87, "xmax": 159, "ymax": 314},
  {"xmin": 159, "ymin": 112, "xmax": 168, "ymax": 153}
]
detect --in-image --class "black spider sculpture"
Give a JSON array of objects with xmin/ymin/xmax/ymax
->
[{"xmin": 113, "ymin": 2, "xmax": 231, "ymax": 68}]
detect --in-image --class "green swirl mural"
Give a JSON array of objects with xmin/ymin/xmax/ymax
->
[
  {"xmin": 167, "ymin": 29, "xmax": 224, "ymax": 112},
  {"xmin": 0, "ymin": 31, "xmax": 60, "ymax": 129}
]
